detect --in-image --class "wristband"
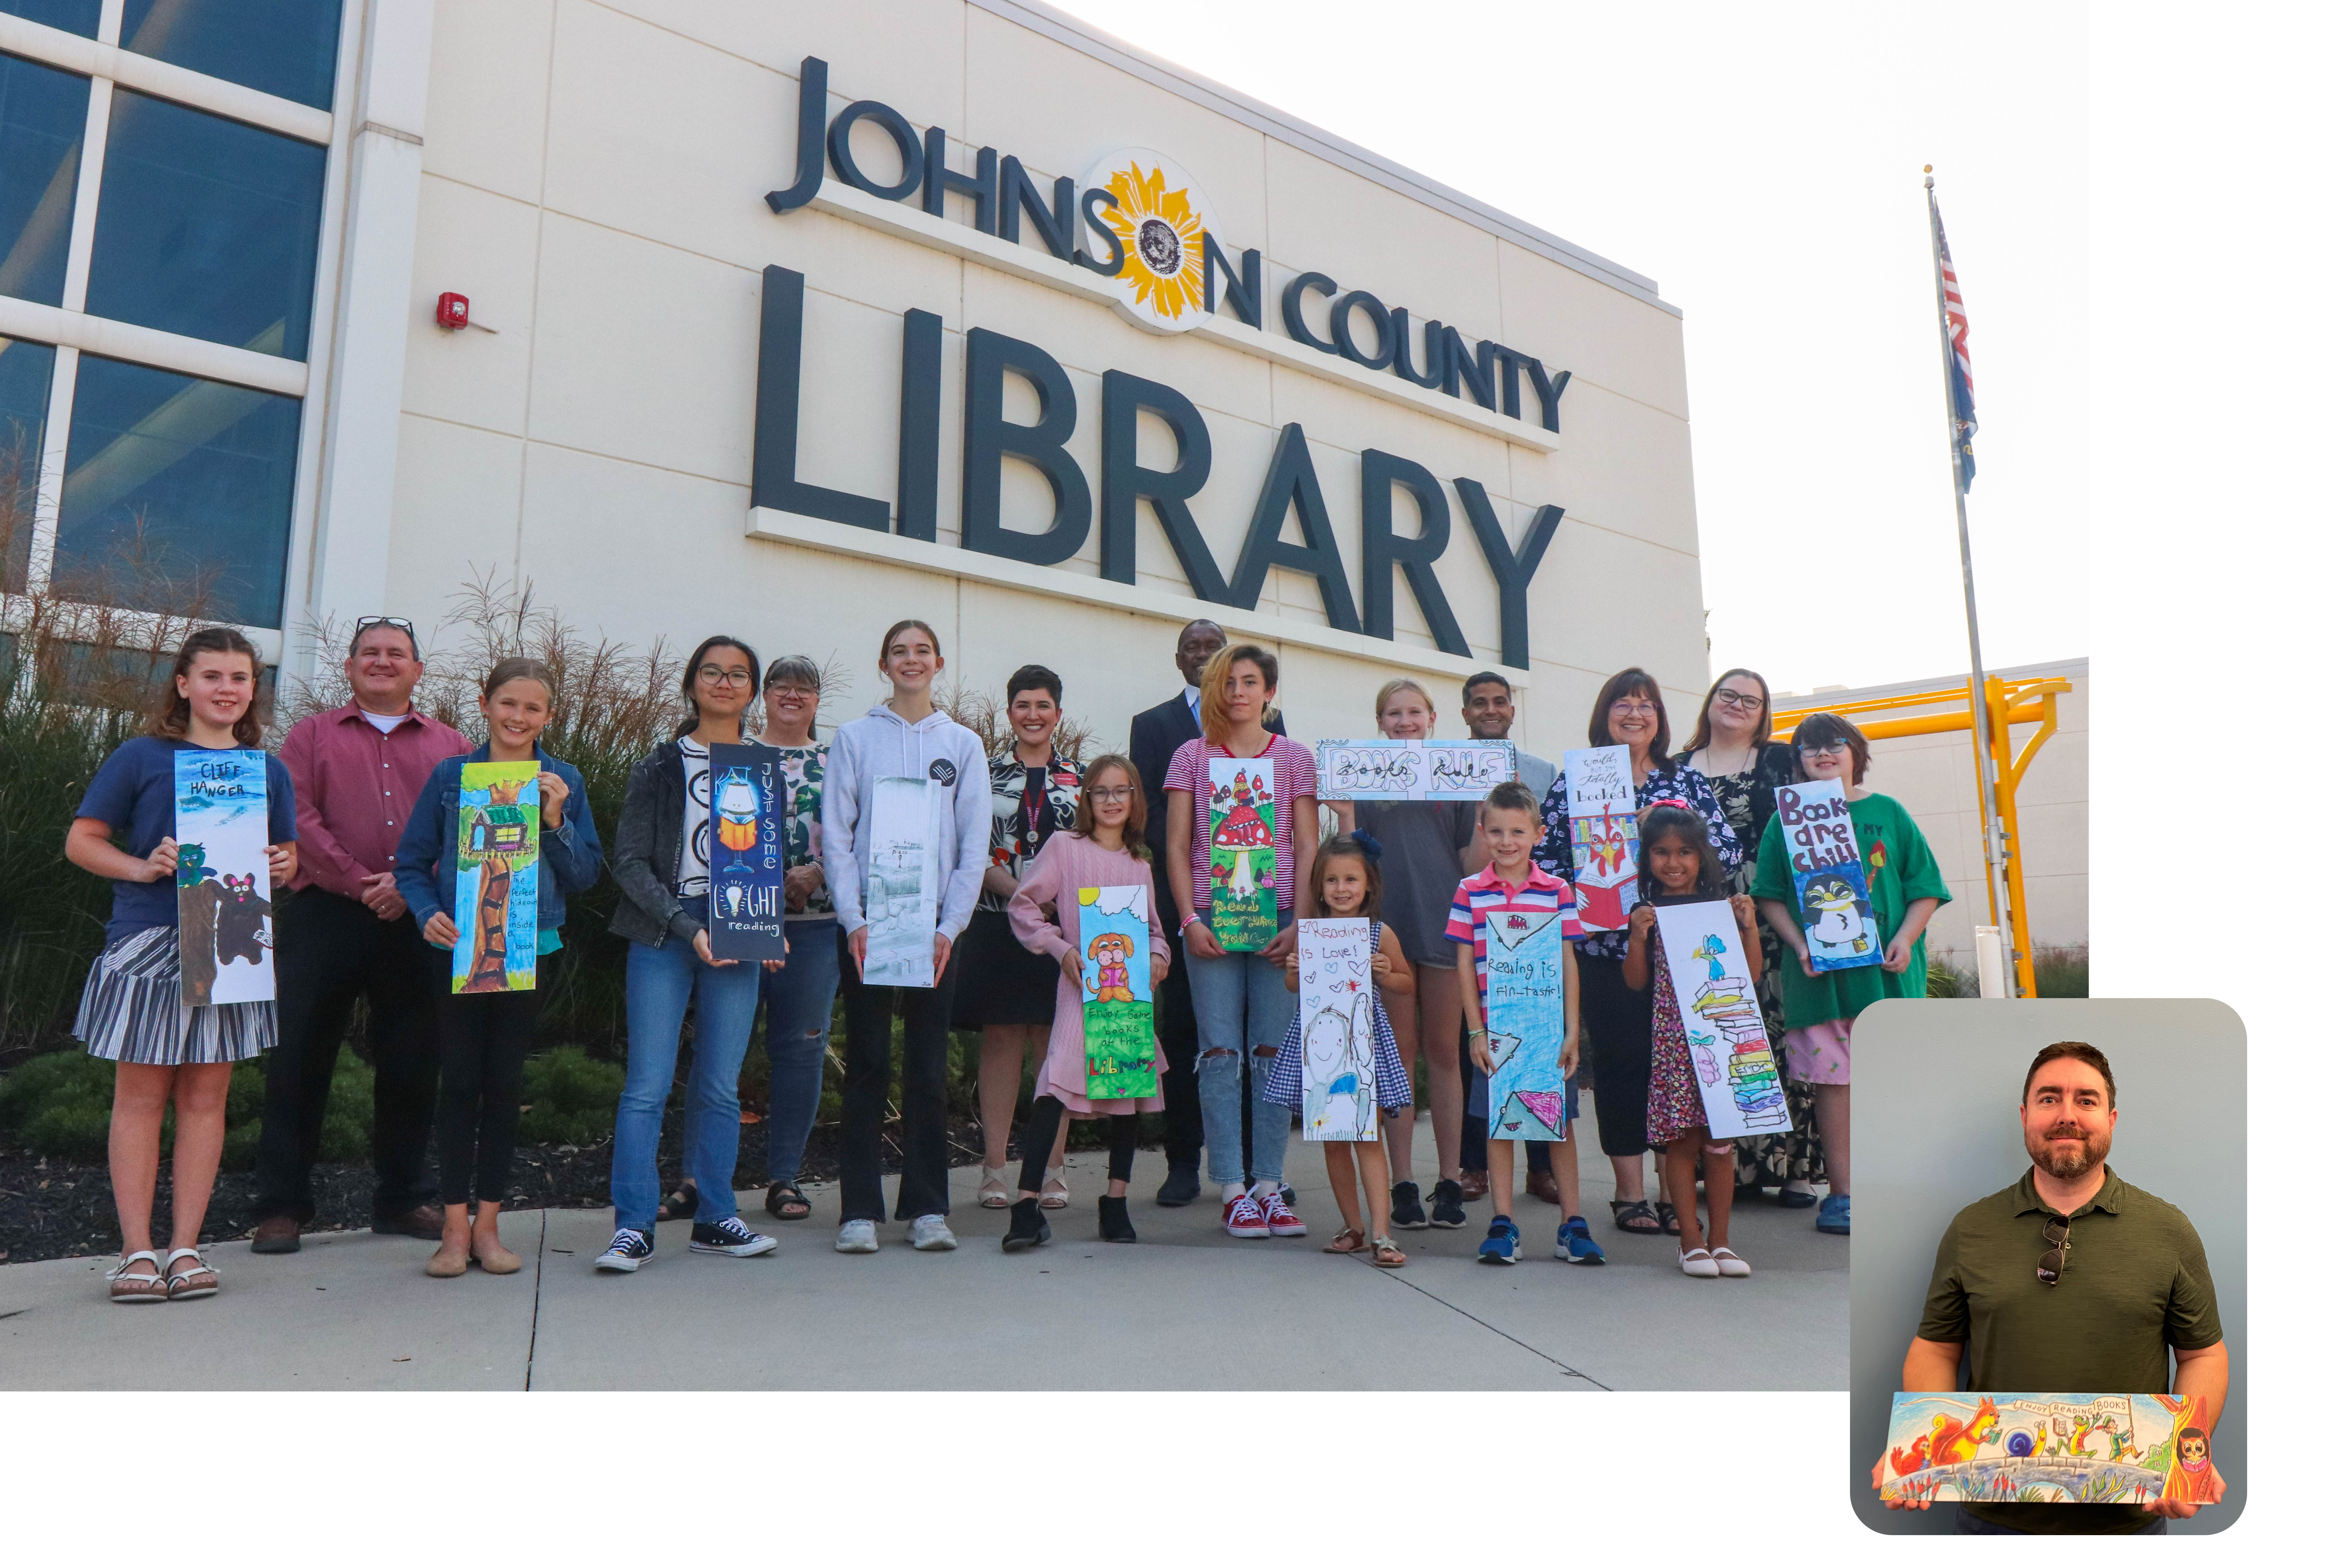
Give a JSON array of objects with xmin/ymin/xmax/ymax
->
[
  {"xmin": 1468, "ymin": 1028, "xmax": 1489, "ymax": 1039},
  {"xmin": 1181, "ymin": 913, "xmax": 1203, "ymax": 932}
]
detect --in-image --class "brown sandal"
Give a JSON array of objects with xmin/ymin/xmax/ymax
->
[
  {"xmin": 1370, "ymin": 1235, "xmax": 1407, "ymax": 1267},
  {"xmin": 1322, "ymin": 1227, "xmax": 1367, "ymax": 1254}
]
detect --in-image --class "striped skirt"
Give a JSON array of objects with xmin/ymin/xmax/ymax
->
[{"xmin": 74, "ymin": 927, "xmax": 275, "ymax": 1066}]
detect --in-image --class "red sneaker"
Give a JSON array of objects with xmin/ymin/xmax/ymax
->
[
  {"xmin": 1261, "ymin": 1190, "xmax": 1308, "ymax": 1236},
  {"xmin": 1222, "ymin": 1192, "xmax": 1270, "ymax": 1238}
]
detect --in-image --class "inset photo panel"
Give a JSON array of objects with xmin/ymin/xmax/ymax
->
[{"xmin": 1848, "ymin": 999, "xmax": 2245, "ymax": 1537}]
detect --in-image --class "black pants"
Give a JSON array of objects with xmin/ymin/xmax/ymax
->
[
  {"xmin": 254, "ymin": 888, "xmax": 442, "ymax": 1223},
  {"xmin": 838, "ymin": 929, "xmax": 960, "ymax": 1223},
  {"xmin": 433, "ymin": 962, "xmax": 549, "ymax": 1206},
  {"xmin": 1019, "ymin": 1096, "xmax": 1137, "ymax": 1192},
  {"xmin": 1152, "ymin": 940, "xmax": 1203, "ymax": 1168},
  {"xmin": 1578, "ymin": 948, "xmax": 1654, "ymax": 1158}
]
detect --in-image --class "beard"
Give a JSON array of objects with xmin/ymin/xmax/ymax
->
[{"xmin": 2027, "ymin": 1119, "xmax": 2112, "ymax": 1180}]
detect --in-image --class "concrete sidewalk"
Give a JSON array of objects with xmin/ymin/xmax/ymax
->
[{"xmin": 1, "ymin": 1104, "xmax": 1847, "ymax": 1391}]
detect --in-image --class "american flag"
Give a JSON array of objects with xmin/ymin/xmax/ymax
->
[{"xmin": 1930, "ymin": 191, "xmax": 1978, "ymax": 492}]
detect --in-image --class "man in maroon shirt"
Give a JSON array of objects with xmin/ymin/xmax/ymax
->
[{"xmin": 252, "ymin": 618, "xmax": 472, "ymax": 1251}]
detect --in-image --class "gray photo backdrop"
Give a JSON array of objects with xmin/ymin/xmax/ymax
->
[{"xmin": 1848, "ymin": 999, "xmax": 2245, "ymax": 1536}]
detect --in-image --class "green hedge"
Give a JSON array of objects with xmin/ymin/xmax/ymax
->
[{"xmin": 0, "ymin": 1046, "xmax": 373, "ymax": 1169}]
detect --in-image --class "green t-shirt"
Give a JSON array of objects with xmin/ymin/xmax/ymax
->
[
  {"xmin": 1915, "ymin": 1168, "xmax": 2224, "ymax": 1534},
  {"xmin": 1750, "ymin": 790, "xmax": 1948, "ymax": 1029}
]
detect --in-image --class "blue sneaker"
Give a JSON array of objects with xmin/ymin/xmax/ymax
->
[
  {"xmin": 1554, "ymin": 1215, "xmax": 1605, "ymax": 1265},
  {"xmin": 1477, "ymin": 1216, "xmax": 1521, "ymax": 1265},
  {"xmin": 1816, "ymin": 1194, "xmax": 1851, "ymax": 1234}
]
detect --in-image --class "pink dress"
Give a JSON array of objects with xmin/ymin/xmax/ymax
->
[{"xmin": 1007, "ymin": 831, "xmax": 1171, "ymax": 1117}]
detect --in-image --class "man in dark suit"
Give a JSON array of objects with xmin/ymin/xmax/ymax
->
[{"xmin": 1128, "ymin": 618, "xmax": 1287, "ymax": 1206}]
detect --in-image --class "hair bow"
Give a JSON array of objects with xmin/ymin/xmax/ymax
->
[{"xmin": 1349, "ymin": 829, "xmax": 1384, "ymax": 863}]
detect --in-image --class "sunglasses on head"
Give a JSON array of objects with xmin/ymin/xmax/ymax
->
[{"xmin": 350, "ymin": 616, "xmax": 417, "ymax": 654}]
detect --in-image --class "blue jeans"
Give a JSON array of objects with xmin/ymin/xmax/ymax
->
[
  {"xmin": 611, "ymin": 938, "xmax": 763, "ymax": 1234},
  {"xmin": 760, "ymin": 918, "xmax": 840, "ymax": 1182},
  {"xmin": 1186, "ymin": 910, "xmax": 1297, "ymax": 1186}
]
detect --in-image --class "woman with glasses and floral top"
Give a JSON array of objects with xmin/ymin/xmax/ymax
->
[
  {"xmin": 1670, "ymin": 669, "xmax": 1823, "ymax": 1210},
  {"xmin": 1750, "ymin": 711, "xmax": 1948, "ymax": 1237},
  {"xmin": 594, "ymin": 636, "xmax": 787, "ymax": 1273},
  {"xmin": 746, "ymin": 655, "xmax": 836, "ymax": 1222},
  {"xmin": 954, "ymin": 664, "xmax": 1084, "ymax": 1210},
  {"xmin": 1533, "ymin": 668, "xmax": 1740, "ymax": 1242}
]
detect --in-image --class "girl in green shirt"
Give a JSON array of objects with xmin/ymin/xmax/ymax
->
[{"xmin": 1752, "ymin": 713, "xmax": 1949, "ymax": 1236}]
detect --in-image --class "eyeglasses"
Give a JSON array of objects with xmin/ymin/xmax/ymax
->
[
  {"xmin": 1714, "ymin": 690, "xmax": 1764, "ymax": 713},
  {"xmin": 697, "ymin": 665, "xmax": 755, "ymax": 686},
  {"xmin": 1609, "ymin": 700, "xmax": 1657, "ymax": 717},
  {"xmin": 1798, "ymin": 739, "xmax": 1850, "ymax": 757},
  {"xmin": 1087, "ymin": 786, "xmax": 1136, "ymax": 802},
  {"xmin": 2035, "ymin": 1213, "xmax": 2072, "ymax": 1287},
  {"xmin": 766, "ymin": 683, "xmax": 818, "ymax": 699}
]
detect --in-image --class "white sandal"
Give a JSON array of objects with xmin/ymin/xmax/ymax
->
[
  {"xmin": 1679, "ymin": 1247, "xmax": 1720, "ymax": 1278},
  {"xmin": 1709, "ymin": 1247, "xmax": 1751, "ymax": 1277},
  {"xmin": 1039, "ymin": 1167, "xmax": 1070, "ymax": 1210},
  {"xmin": 977, "ymin": 1166, "xmax": 1012, "ymax": 1209},
  {"xmin": 107, "ymin": 1250, "xmax": 167, "ymax": 1304},
  {"xmin": 163, "ymin": 1247, "xmax": 219, "ymax": 1301}
]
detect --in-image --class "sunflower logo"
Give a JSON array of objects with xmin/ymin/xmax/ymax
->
[{"xmin": 1085, "ymin": 148, "xmax": 1219, "ymax": 334}]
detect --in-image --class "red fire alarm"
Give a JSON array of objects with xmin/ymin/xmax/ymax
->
[{"xmin": 435, "ymin": 291, "xmax": 471, "ymax": 329}]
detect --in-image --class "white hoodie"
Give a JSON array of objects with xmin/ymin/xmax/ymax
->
[{"xmin": 821, "ymin": 702, "xmax": 991, "ymax": 940}]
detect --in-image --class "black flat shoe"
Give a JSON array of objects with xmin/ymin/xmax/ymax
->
[
  {"xmin": 1778, "ymin": 1184, "xmax": 1820, "ymax": 1209},
  {"xmin": 1155, "ymin": 1163, "xmax": 1201, "ymax": 1207},
  {"xmin": 1002, "ymin": 1197, "xmax": 1050, "ymax": 1252},
  {"xmin": 1098, "ymin": 1195, "xmax": 1137, "ymax": 1243}
]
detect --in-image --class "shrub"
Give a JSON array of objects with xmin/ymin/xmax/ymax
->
[
  {"xmin": 2033, "ymin": 944, "xmax": 2089, "ymax": 998},
  {"xmin": 518, "ymin": 1046, "xmax": 625, "ymax": 1147},
  {"xmin": 0, "ymin": 1045, "xmax": 372, "ymax": 1169}
]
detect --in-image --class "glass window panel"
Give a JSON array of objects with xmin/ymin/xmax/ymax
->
[
  {"xmin": 0, "ymin": 332, "xmax": 56, "ymax": 591},
  {"xmin": 120, "ymin": 0, "xmax": 342, "ymax": 110},
  {"xmin": 52, "ymin": 355, "xmax": 300, "ymax": 628},
  {"xmin": 83, "ymin": 89, "xmax": 324, "ymax": 359},
  {"xmin": 0, "ymin": 51, "xmax": 89, "ymax": 308},
  {"xmin": 0, "ymin": 2, "xmax": 101, "ymax": 37}
]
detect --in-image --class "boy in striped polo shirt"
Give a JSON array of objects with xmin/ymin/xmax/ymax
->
[{"xmin": 1447, "ymin": 781, "xmax": 1602, "ymax": 1265}]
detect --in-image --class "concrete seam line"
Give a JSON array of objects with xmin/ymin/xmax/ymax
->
[
  {"xmin": 523, "ymin": 1210, "xmax": 547, "ymax": 1392},
  {"xmin": 1365, "ymin": 1262, "xmax": 1613, "ymax": 1390}
]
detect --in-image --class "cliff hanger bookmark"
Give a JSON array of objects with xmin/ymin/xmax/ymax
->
[
  {"xmin": 1652, "ymin": 900, "xmax": 1792, "ymax": 1139},
  {"xmin": 1313, "ymin": 739, "xmax": 1515, "ymax": 801},
  {"xmin": 1205, "ymin": 759, "xmax": 1277, "ymax": 952},
  {"xmin": 1295, "ymin": 918, "xmax": 1377, "ymax": 1142},
  {"xmin": 709, "ymin": 743, "xmax": 788, "ymax": 962},
  {"xmin": 1562, "ymin": 745, "xmax": 1636, "ymax": 932},
  {"xmin": 173, "ymin": 748, "xmax": 276, "ymax": 1007},
  {"xmin": 863, "ymin": 776, "xmax": 941, "ymax": 986},
  {"xmin": 454, "ymin": 761, "xmax": 541, "ymax": 994},
  {"xmin": 1079, "ymin": 884, "xmax": 1157, "ymax": 1100},
  {"xmin": 1483, "ymin": 905, "xmax": 1567, "ymax": 1141},
  {"xmin": 1776, "ymin": 780, "xmax": 1881, "ymax": 972}
]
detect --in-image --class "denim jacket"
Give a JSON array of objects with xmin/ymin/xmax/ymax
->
[{"xmin": 393, "ymin": 744, "xmax": 603, "ymax": 934}]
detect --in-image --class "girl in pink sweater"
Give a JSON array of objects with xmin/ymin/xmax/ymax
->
[{"xmin": 1003, "ymin": 755, "xmax": 1171, "ymax": 1248}]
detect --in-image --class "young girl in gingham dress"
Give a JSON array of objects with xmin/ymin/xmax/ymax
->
[{"xmin": 1264, "ymin": 833, "xmax": 1414, "ymax": 1266}]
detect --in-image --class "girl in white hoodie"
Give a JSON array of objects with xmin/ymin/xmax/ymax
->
[{"xmin": 819, "ymin": 618, "xmax": 991, "ymax": 1253}]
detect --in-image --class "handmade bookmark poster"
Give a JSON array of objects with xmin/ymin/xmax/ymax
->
[
  {"xmin": 1314, "ymin": 739, "xmax": 1515, "ymax": 801},
  {"xmin": 708, "ymin": 743, "xmax": 787, "ymax": 961},
  {"xmin": 1652, "ymin": 900, "xmax": 1792, "ymax": 1138},
  {"xmin": 1876, "ymin": 1392, "xmax": 2225, "ymax": 1508},
  {"xmin": 1205, "ymin": 758, "xmax": 1277, "ymax": 952},
  {"xmin": 862, "ymin": 775, "xmax": 941, "ymax": 986},
  {"xmin": 173, "ymin": 748, "xmax": 276, "ymax": 1006},
  {"xmin": 1078, "ymin": 884, "xmax": 1157, "ymax": 1099},
  {"xmin": 453, "ymin": 760, "xmax": 541, "ymax": 993},
  {"xmin": 1562, "ymin": 745, "xmax": 1637, "ymax": 931},
  {"xmin": 1774, "ymin": 780, "xmax": 1880, "ymax": 970},
  {"xmin": 1482, "ymin": 905, "xmax": 1567, "ymax": 1140},
  {"xmin": 1294, "ymin": 918, "xmax": 1376, "ymax": 1141}
]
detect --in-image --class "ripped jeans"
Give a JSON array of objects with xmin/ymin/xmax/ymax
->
[
  {"xmin": 761, "ymin": 918, "xmax": 841, "ymax": 1183},
  {"xmin": 1185, "ymin": 909, "xmax": 1297, "ymax": 1187}
]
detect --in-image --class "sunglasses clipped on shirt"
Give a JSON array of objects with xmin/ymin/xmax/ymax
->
[{"xmin": 2036, "ymin": 1213, "xmax": 2072, "ymax": 1287}]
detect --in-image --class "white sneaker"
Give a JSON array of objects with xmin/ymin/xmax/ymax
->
[
  {"xmin": 909, "ymin": 1213, "xmax": 958, "ymax": 1251},
  {"xmin": 834, "ymin": 1219, "xmax": 879, "ymax": 1253}
]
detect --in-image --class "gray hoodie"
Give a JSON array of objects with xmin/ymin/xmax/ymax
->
[{"xmin": 821, "ymin": 702, "xmax": 991, "ymax": 940}]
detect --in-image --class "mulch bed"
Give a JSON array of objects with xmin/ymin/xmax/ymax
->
[{"xmin": 0, "ymin": 1114, "xmax": 1002, "ymax": 1266}]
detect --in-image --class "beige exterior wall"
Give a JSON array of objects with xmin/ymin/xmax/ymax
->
[
  {"xmin": 1774, "ymin": 657, "xmax": 2087, "ymax": 969},
  {"xmin": 367, "ymin": 0, "xmax": 1702, "ymax": 759}
]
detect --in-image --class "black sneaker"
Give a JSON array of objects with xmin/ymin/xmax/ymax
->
[
  {"xmin": 1098, "ymin": 1195, "xmax": 1137, "ymax": 1243},
  {"xmin": 1003, "ymin": 1196, "xmax": 1051, "ymax": 1252},
  {"xmin": 689, "ymin": 1216, "xmax": 778, "ymax": 1257},
  {"xmin": 1429, "ymin": 1179, "xmax": 1468, "ymax": 1229},
  {"xmin": 594, "ymin": 1228, "xmax": 654, "ymax": 1272},
  {"xmin": 1390, "ymin": 1181, "xmax": 1428, "ymax": 1230}
]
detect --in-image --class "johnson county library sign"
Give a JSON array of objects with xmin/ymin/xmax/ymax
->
[{"xmin": 748, "ymin": 58, "xmax": 1574, "ymax": 670}]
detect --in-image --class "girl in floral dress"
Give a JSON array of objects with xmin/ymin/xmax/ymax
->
[{"xmin": 1623, "ymin": 805, "xmax": 1766, "ymax": 1280}]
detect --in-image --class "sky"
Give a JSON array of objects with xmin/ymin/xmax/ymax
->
[{"xmin": 1049, "ymin": 0, "xmax": 2088, "ymax": 695}]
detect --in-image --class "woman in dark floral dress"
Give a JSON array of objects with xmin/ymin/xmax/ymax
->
[{"xmin": 1672, "ymin": 668, "xmax": 1822, "ymax": 1206}]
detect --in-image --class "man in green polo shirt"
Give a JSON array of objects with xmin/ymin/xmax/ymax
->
[{"xmin": 1887, "ymin": 1041, "xmax": 2229, "ymax": 1535}]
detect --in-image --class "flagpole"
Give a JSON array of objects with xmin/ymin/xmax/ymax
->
[{"xmin": 1924, "ymin": 166, "xmax": 2015, "ymax": 997}]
